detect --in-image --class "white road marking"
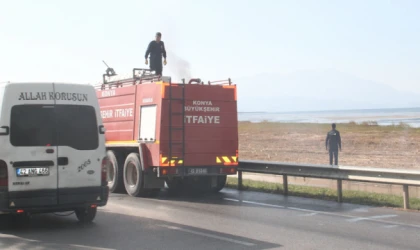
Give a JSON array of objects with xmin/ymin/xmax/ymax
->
[
  {"xmin": 347, "ymin": 214, "xmax": 398, "ymax": 223},
  {"xmin": 159, "ymin": 224, "xmax": 255, "ymax": 246},
  {"xmin": 222, "ymin": 197, "xmax": 420, "ymax": 229},
  {"xmin": 299, "ymin": 213, "xmax": 318, "ymax": 217},
  {"xmin": 242, "ymin": 200, "xmax": 285, "ymax": 209},
  {"xmin": 70, "ymin": 245, "xmax": 116, "ymax": 250},
  {"xmin": 224, "ymin": 198, "xmax": 240, "ymax": 202},
  {"xmin": 287, "ymin": 207, "xmax": 316, "ymax": 213},
  {"xmin": 0, "ymin": 234, "xmax": 115, "ymax": 250}
]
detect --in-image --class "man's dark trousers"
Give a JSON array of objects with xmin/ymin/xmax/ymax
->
[
  {"xmin": 329, "ymin": 148, "xmax": 338, "ymax": 165},
  {"xmin": 150, "ymin": 58, "xmax": 163, "ymax": 75}
]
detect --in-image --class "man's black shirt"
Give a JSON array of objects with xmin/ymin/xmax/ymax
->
[
  {"xmin": 145, "ymin": 41, "xmax": 167, "ymax": 61},
  {"xmin": 326, "ymin": 129, "xmax": 342, "ymax": 151}
]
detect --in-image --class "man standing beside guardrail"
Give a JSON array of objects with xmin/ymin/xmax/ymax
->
[{"xmin": 326, "ymin": 123, "xmax": 342, "ymax": 166}]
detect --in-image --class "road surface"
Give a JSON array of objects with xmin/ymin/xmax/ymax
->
[{"xmin": 1, "ymin": 189, "xmax": 420, "ymax": 250}]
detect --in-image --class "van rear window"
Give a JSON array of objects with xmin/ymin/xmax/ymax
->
[
  {"xmin": 10, "ymin": 105, "xmax": 99, "ymax": 150},
  {"xmin": 55, "ymin": 105, "xmax": 99, "ymax": 150},
  {"xmin": 10, "ymin": 105, "xmax": 56, "ymax": 147}
]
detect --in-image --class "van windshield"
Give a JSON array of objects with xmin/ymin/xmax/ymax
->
[{"xmin": 10, "ymin": 104, "xmax": 99, "ymax": 150}]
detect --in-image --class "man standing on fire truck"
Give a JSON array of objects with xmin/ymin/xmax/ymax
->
[{"xmin": 145, "ymin": 32, "xmax": 167, "ymax": 76}]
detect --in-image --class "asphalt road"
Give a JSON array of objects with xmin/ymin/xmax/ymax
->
[{"xmin": 1, "ymin": 188, "xmax": 420, "ymax": 250}]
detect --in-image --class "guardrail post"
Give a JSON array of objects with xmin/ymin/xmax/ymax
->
[
  {"xmin": 238, "ymin": 170, "xmax": 243, "ymax": 190},
  {"xmin": 403, "ymin": 185, "xmax": 410, "ymax": 210},
  {"xmin": 283, "ymin": 175, "xmax": 288, "ymax": 196},
  {"xmin": 337, "ymin": 180, "xmax": 343, "ymax": 203}
]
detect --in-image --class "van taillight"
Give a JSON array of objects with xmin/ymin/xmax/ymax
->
[
  {"xmin": 0, "ymin": 160, "xmax": 8, "ymax": 187},
  {"xmin": 101, "ymin": 157, "xmax": 108, "ymax": 186}
]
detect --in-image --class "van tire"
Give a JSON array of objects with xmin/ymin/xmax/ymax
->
[
  {"xmin": 107, "ymin": 150, "xmax": 125, "ymax": 193},
  {"xmin": 123, "ymin": 153, "xmax": 145, "ymax": 197},
  {"xmin": 10, "ymin": 213, "xmax": 31, "ymax": 226},
  {"xmin": 75, "ymin": 206, "xmax": 97, "ymax": 223}
]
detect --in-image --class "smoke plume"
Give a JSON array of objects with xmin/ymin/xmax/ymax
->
[{"xmin": 166, "ymin": 50, "xmax": 191, "ymax": 82}]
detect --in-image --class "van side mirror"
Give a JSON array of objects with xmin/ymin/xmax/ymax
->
[
  {"xmin": 99, "ymin": 125, "xmax": 106, "ymax": 134},
  {"xmin": 0, "ymin": 126, "xmax": 9, "ymax": 136}
]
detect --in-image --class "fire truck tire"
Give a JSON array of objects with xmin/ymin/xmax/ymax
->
[
  {"xmin": 188, "ymin": 176, "xmax": 226, "ymax": 193},
  {"xmin": 187, "ymin": 177, "xmax": 211, "ymax": 192},
  {"xmin": 107, "ymin": 150, "xmax": 125, "ymax": 193},
  {"xmin": 123, "ymin": 153, "xmax": 146, "ymax": 197},
  {"xmin": 213, "ymin": 175, "xmax": 227, "ymax": 193}
]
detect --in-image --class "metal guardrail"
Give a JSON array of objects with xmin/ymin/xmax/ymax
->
[{"xmin": 238, "ymin": 160, "xmax": 420, "ymax": 210}]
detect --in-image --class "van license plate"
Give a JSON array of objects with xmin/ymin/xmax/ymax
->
[
  {"xmin": 187, "ymin": 168, "xmax": 208, "ymax": 175},
  {"xmin": 16, "ymin": 168, "xmax": 49, "ymax": 177}
]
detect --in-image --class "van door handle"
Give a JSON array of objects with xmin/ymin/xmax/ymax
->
[
  {"xmin": 58, "ymin": 157, "xmax": 69, "ymax": 166},
  {"xmin": 46, "ymin": 149, "xmax": 54, "ymax": 154}
]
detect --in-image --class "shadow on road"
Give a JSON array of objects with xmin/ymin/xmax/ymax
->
[{"xmin": 0, "ymin": 209, "xmax": 281, "ymax": 250}]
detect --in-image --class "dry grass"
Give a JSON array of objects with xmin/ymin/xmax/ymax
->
[{"xmin": 239, "ymin": 122, "xmax": 420, "ymax": 169}]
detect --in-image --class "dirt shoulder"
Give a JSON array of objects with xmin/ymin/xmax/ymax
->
[{"xmin": 239, "ymin": 122, "xmax": 420, "ymax": 169}]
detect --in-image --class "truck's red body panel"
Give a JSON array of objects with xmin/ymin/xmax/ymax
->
[{"xmin": 96, "ymin": 79, "xmax": 238, "ymax": 173}]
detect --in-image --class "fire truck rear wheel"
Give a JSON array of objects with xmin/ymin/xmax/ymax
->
[
  {"xmin": 187, "ymin": 177, "xmax": 211, "ymax": 192},
  {"xmin": 107, "ymin": 150, "xmax": 125, "ymax": 193},
  {"xmin": 212, "ymin": 175, "xmax": 227, "ymax": 193},
  {"xmin": 123, "ymin": 153, "xmax": 146, "ymax": 197},
  {"xmin": 190, "ymin": 176, "xmax": 226, "ymax": 193}
]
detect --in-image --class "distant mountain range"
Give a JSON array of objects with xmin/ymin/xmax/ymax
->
[{"xmin": 235, "ymin": 69, "xmax": 420, "ymax": 112}]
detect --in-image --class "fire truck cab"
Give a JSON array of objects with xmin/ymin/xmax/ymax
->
[{"xmin": 95, "ymin": 68, "xmax": 238, "ymax": 197}]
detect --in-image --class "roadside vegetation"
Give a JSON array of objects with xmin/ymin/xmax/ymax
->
[{"xmin": 226, "ymin": 177, "xmax": 420, "ymax": 210}]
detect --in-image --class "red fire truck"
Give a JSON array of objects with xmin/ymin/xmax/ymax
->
[{"xmin": 95, "ymin": 67, "xmax": 238, "ymax": 197}]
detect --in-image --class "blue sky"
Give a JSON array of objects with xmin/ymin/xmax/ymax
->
[{"xmin": 1, "ymin": 0, "xmax": 419, "ymax": 93}]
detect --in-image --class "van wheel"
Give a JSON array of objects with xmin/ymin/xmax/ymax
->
[
  {"xmin": 107, "ymin": 150, "xmax": 125, "ymax": 193},
  {"xmin": 123, "ymin": 153, "xmax": 146, "ymax": 197},
  {"xmin": 10, "ymin": 213, "xmax": 31, "ymax": 226},
  {"xmin": 75, "ymin": 206, "xmax": 97, "ymax": 223}
]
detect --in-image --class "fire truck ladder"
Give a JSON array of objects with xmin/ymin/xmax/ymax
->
[{"xmin": 168, "ymin": 78, "xmax": 186, "ymax": 167}]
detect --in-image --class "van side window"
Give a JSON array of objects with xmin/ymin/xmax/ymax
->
[
  {"xmin": 10, "ymin": 105, "xmax": 99, "ymax": 150},
  {"xmin": 10, "ymin": 105, "xmax": 56, "ymax": 147},
  {"xmin": 55, "ymin": 105, "xmax": 99, "ymax": 150}
]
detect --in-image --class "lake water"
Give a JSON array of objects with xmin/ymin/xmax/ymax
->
[{"xmin": 238, "ymin": 108, "xmax": 420, "ymax": 128}]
